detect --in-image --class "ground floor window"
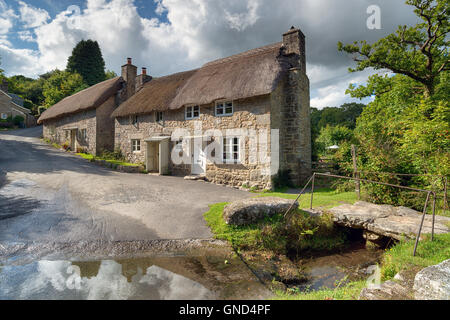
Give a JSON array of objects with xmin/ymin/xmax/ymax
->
[
  {"xmin": 223, "ymin": 137, "xmax": 240, "ymax": 163},
  {"xmin": 1, "ymin": 113, "xmax": 7, "ymax": 120},
  {"xmin": 78, "ymin": 128, "xmax": 87, "ymax": 141},
  {"xmin": 132, "ymin": 139, "xmax": 141, "ymax": 152}
]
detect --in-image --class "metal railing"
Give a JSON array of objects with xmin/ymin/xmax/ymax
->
[{"xmin": 285, "ymin": 172, "xmax": 438, "ymax": 256}]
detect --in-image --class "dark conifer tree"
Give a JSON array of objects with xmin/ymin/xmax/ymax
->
[{"xmin": 66, "ymin": 40, "xmax": 106, "ymax": 86}]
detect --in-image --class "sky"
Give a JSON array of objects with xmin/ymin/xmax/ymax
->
[{"xmin": 0, "ymin": 0, "xmax": 419, "ymax": 109}]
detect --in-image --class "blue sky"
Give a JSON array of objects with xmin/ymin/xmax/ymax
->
[{"xmin": 0, "ymin": 0, "xmax": 418, "ymax": 109}]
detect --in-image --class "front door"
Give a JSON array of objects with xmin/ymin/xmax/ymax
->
[
  {"xmin": 191, "ymin": 140, "xmax": 206, "ymax": 175},
  {"xmin": 70, "ymin": 130, "xmax": 76, "ymax": 151}
]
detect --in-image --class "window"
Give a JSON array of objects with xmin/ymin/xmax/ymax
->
[
  {"xmin": 185, "ymin": 105, "xmax": 200, "ymax": 120},
  {"xmin": 156, "ymin": 111, "xmax": 163, "ymax": 122},
  {"xmin": 131, "ymin": 115, "xmax": 138, "ymax": 125},
  {"xmin": 1, "ymin": 113, "xmax": 7, "ymax": 120},
  {"xmin": 78, "ymin": 129, "xmax": 87, "ymax": 141},
  {"xmin": 215, "ymin": 101, "xmax": 233, "ymax": 117},
  {"xmin": 132, "ymin": 139, "xmax": 141, "ymax": 152},
  {"xmin": 223, "ymin": 137, "xmax": 240, "ymax": 163}
]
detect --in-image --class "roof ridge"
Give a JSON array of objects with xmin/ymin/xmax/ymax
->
[{"xmin": 203, "ymin": 42, "xmax": 282, "ymax": 68}]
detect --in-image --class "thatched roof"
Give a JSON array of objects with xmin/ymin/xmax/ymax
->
[
  {"xmin": 111, "ymin": 70, "xmax": 197, "ymax": 118},
  {"xmin": 38, "ymin": 77, "xmax": 123, "ymax": 124},
  {"xmin": 113, "ymin": 42, "xmax": 290, "ymax": 117},
  {"xmin": 170, "ymin": 42, "xmax": 287, "ymax": 109}
]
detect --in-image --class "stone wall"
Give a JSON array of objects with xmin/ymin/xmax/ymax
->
[
  {"xmin": 114, "ymin": 95, "xmax": 273, "ymax": 189},
  {"xmin": 271, "ymin": 67, "xmax": 311, "ymax": 186},
  {"xmin": 0, "ymin": 93, "xmax": 26, "ymax": 119},
  {"xmin": 42, "ymin": 109, "xmax": 97, "ymax": 155},
  {"xmin": 95, "ymin": 96, "xmax": 117, "ymax": 154}
]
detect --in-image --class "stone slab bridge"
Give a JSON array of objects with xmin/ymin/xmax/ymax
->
[{"xmin": 320, "ymin": 201, "xmax": 450, "ymax": 243}]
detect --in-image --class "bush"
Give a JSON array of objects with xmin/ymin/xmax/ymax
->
[
  {"xmin": 13, "ymin": 115, "xmax": 24, "ymax": 126},
  {"xmin": 272, "ymin": 169, "xmax": 294, "ymax": 189}
]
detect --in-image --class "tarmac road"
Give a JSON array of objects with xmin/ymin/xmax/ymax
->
[{"xmin": 0, "ymin": 127, "xmax": 250, "ymax": 243}]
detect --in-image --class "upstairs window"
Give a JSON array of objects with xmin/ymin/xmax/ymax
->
[
  {"xmin": 156, "ymin": 111, "xmax": 163, "ymax": 122},
  {"xmin": 132, "ymin": 139, "xmax": 141, "ymax": 152},
  {"xmin": 185, "ymin": 105, "xmax": 200, "ymax": 120},
  {"xmin": 215, "ymin": 101, "xmax": 233, "ymax": 117},
  {"xmin": 223, "ymin": 137, "xmax": 240, "ymax": 164},
  {"xmin": 131, "ymin": 115, "xmax": 138, "ymax": 125}
]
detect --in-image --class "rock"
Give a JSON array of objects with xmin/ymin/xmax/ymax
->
[
  {"xmin": 223, "ymin": 197, "xmax": 297, "ymax": 226},
  {"xmin": 328, "ymin": 201, "xmax": 450, "ymax": 240},
  {"xmin": 360, "ymin": 280, "xmax": 412, "ymax": 300},
  {"xmin": 414, "ymin": 259, "xmax": 450, "ymax": 300}
]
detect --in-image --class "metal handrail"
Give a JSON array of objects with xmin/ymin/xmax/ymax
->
[{"xmin": 288, "ymin": 172, "xmax": 437, "ymax": 256}]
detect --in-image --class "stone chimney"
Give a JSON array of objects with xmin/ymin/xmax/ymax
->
[
  {"xmin": 0, "ymin": 78, "xmax": 8, "ymax": 93},
  {"xmin": 282, "ymin": 27, "xmax": 306, "ymax": 71},
  {"xmin": 121, "ymin": 57, "xmax": 137, "ymax": 100},
  {"xmin": 135, "ymin": 67, "xmax": 152, "ymax": 91}
]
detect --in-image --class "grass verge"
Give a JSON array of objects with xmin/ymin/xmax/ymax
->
[
  {"xmin": 272, "ymin": 280, "xmax": 367, "ymax": 300},
  {"xmin": 381, "ymin": 233, "xmax": 450, "ymax": 281},
  {"xmin": 76, "ymin": 152, "xmax": 140, "ymax": 167},
  {"xmin": 203, "ymin": 189, "xmax": 355, "ymax": 254}
]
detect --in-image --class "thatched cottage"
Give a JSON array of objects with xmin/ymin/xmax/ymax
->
[
  {"xmin": 112, "ymin": 28, "xmax": 311, "ymax": 189},
  {"xmin": 0, "ymin": 80, "xmax": 36, "ymax": 128}
]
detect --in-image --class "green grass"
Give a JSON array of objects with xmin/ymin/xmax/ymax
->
[
  {"xmin": 76, "ymin": 153, "xmax": 139, "ymax": 167},
  {"xmin": 256, "ymin": 188, "xmax": 357, "ymax": 210},
  {"xmin": 203, "ymin": 189, "xmax": 355, "ymax": 253},
  {"xmin": 272, "ymin": 280, "xmax": 367, "ymax": 300},
  {"xmin": 381, "ymin": 233, "xmax": 450, "ymax": 281}
]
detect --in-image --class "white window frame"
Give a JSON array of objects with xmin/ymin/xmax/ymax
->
[
  {"xmin": 215, "ymin": 101, "xmax": 233, "ymax": 117},
  {"xmin": 1, "ymin": 113, "xmax": 7, "ymax": 120},
  {"xmin": 131, "ymin": 139, "xmax": 141, "ymax": 153},
  {"xmin": 222, "ymin": 137, "xmax": 240, "ymax": 164},
  {"xmin": 185, "ymin": 105, "xmax": 200, "ymax": 120}
]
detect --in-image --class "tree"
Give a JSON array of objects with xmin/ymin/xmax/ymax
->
[
  {"xmin": 338, "ymin": 0, "xmax": 449, "ymax": 97},
  {"xmin": 105, "ymin": 70, "xmax": 117, "ymax": 80},
  {"xmin": 42, "ymin": 70, "xmax": 88, "ymax": 108},
  {"xmin": 66, "ymin": 40, "xmax": 106, "ymax": 86}
]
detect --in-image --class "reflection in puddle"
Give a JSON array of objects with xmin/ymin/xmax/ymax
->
[{"xmin": 0, "ymin": 259, "xmax": 214, "ymax": 300}]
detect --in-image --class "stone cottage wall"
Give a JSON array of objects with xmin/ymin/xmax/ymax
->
[
  {"xmin": 114, "ymin": 95, "xmax": 273, "ymax": 189},
  {"xmin": 95, "ymin": 96, "xmax": 117, "ymax": 154},
  {"xmin": 271, "ymin": 67, "xmax": 311, "ymax": 186},
  {"xmin": 42, "ymin": 109, "xmax": 97, "ymax": 155}
]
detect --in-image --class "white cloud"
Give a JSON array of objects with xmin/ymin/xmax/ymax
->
[
  {"xmin": 224, "ymin": 0, "xmax": 260, "ymax": 31},
  {"xmin": 18, "ymin": 1, "xmax": 50, "ymax": 28},
  {"xmin": 17, "ymin": 30, "xmax": 35, "ymax": 42},
  {"xmin": 0, "ymin": 0, "xmax": 17, "ymax": 35},
  {"xmin": 0, "ymin": 0, "xmax": 419, "ymax": 107}
]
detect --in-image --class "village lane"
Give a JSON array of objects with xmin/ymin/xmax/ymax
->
[{"xmin": 0, "ymin": 127, "xmax": 250, "ymax": 243}]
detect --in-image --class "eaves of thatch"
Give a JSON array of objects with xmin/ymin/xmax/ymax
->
[
  {"xmin": 111, "ymin": 69, "xmax": 197, "ymax": 118},
  {"xmin": 37, "ymin": 77, "xmax": 123, "ymax": 124},
  {"xmin": 112, "ymin": 42, "xmax": 291, "ymax": 118}
]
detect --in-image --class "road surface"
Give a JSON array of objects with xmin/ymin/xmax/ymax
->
[{"xmin": 0, "ymin": 127, "xmax": 250, "ymax": 243}]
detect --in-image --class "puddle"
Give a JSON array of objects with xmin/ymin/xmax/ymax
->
[
  {"xmin": 0, "ymin": 254, "xmax": 271, "ymax": 300},
  {"xmin": 293, "ymin": 244, "xmax": 384, "ymax": 292}
]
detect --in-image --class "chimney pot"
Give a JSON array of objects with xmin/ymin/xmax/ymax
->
[
  {"xmin": 127, "ymin": 57, "xmax": 132, "ymax": 65},
  {"xmin": 142, "ymin": 67, "xmax": 147, "ymax": 76}
]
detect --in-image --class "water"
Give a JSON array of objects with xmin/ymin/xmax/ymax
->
[
  {"xmin": 294, "ymin": 244, "xmax": 383, "ymax": 291},
  {"xmin": 0, "ymin": 255, "xmax": 271, "ymax": 300}
]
